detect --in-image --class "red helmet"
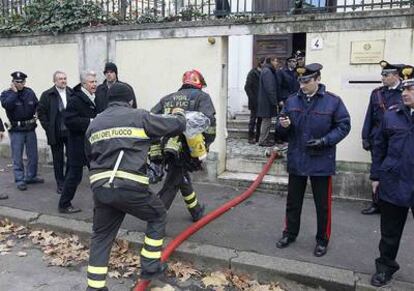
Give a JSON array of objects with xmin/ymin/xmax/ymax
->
[{"xmin": 182, "ymin": 70, "xmax": 207, "ymax": 89}]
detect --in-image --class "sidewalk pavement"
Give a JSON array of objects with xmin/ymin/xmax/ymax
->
[{"xmin": 0, "ymin": 158, "xmax": 413, "ymax": 290}]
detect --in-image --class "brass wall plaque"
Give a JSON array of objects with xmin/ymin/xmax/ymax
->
[{"xmin": 350, "ymin": 40, "xmax": 385, "ymax": 64}]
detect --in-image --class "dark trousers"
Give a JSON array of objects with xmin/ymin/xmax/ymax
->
[
  {"xmin": 50, "ymin": 136, "xmax": 68, "ymax": 189},
  {"xmin": 369, "ymin": 150, "xmax": 379, "ymax": 206},
  {"xmin": 157, "ymin": 161, "xmax": 203, "ymax": 218},
  {"xmin": 9, "ymin": 130, "xmax": 38, "ymax": 184},
  {"xmin": 59, "ymin": 165, "xmax": 83, "ymax": 209},
  {"xmin": 87, "ymin": 186, "xmax": 166, "ymax": 290},
  {"xmin": 375, "ymin": 199, "xmax": 411, "ymax": 276},
  {"xmin": 248, "ymin": 109, "xmax": 262, "ymax": 142},
  {"xmin": 283, "ymin": 175, "xmax": 332, "ymax": 246}
]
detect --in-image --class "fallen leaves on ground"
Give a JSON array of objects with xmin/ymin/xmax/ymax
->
[
  {"xmin": 108, "ymin": 239, "xmax": 140, "ymax": 278},
  {"xmin": 29, "ymin": 230, "xmax": 88, "ymax": 267},
  {"xmin": 201, "ymin": 270, "xmax": 285, "ymax": 291},
  {"xmin": 202, "ymin": 271, "xmax": 229, "ymax": 288},
  {"xmin": 168, "ymin": 261, "xmax": 201, "ymax": 282},
  {"xmin": 151, "ymin": 284, "xmax": 175, "ymax": 291},
  {"xmin": 0, "ymin": 219, "xmax": 285, "ymax": 290},
  {"xmin": 0, "ymin": 219, "xmax": 29, "ymax": 255}
]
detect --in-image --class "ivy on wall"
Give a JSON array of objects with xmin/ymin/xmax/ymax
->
[
  {"xmin": 0, "ymin": 0, "xmax": 253, "ymax": 36},
  {"xmin": 0, "ymin": 0, "xmax": 103, "ymax": 35}
]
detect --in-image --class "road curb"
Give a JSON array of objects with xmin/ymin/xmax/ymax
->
[{"xmin": 1, "ymin": 206, "xmax": 413, "ymax": 290}]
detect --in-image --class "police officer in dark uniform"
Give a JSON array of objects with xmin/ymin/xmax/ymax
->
[
  {"xmin": 361, "ymin": 61, "xmax": 404, "ymax": 215},
  {"xmin": 279, "ymin": 54, "xmax": 300, "ymax": 104},
  {"xmin": 151, "ymin": 70, "xmax": 216, "ymax": 222},
  {"xmin": 275, "ymin": 64, "xmax": 351, "ymax": 257},
  {"xmin": 369, "ymin": 65, "xmax": 414, "ymax": 287},
  {"xmin": 0, "ymin": 119, "xmax": 7, "ymax": 199},
  {"xmin": 0, "ymin": 72, "xmax": 44, "ymax": 191},
  {"xmin": 85, "ymin": 83, "xmax": 186, "ymax": 290}
]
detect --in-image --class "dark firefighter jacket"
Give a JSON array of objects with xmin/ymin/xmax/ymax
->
[
  {"xmin": 151, "ymin": 86, "xmax": 216, "ymax": 146},
  {"xmin": 85, "ymin": 101, "xmax": 186, "ymax": 191},
  {"xmin": 275, "ymin": 84, "xmax": 351, "ymax": 176},
  {"xmin": 95, "ymin": 80, "xmax": 137, "ymax": 113},
  {"xmin": 370, "ymin": 105, "xmax": 414, "ymax": 207}
]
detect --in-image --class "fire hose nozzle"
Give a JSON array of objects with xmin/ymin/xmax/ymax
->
[{"xmin": 265, "ymin": 144, "xmax": 288, "ymax": 158}]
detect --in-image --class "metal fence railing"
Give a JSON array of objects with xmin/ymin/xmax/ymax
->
[{"xmin": 1, "ymin": 0, "xmax": 413, "ymax": 22}]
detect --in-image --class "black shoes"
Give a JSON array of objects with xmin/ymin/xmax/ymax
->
[
  {"xmin": 17, "ymin": 183, "xmax": 27, "ymax": 191},
  {"xmin": 258, "ymin": 141, "xmax": 275, "ymax": 147},
  {"xmin": 276, "ymin": 236, "xmax": 296, "ymax": 249},
  {"xmin": 371, "ymin": 271, "xmax": 392, "ymax": 287},
  {"xmin": 86, "ymin": 287, "xmax": 108, "ymax": 291},
  {"xmin": 25, "ymin": 177, "xmax": 44, "ymax": 184},
  {"xmin": 313, "ymin": 244, "xmax": 328, "ymax": 257},
  {"xmin": 0, "ymin": 193, "xmax": 8, "ymax": 200},
  {"xmin": 140, "ymin": 262, "xmax": 168, "ymax": 280},
  {"xmin": 361, "ymin": 204, "xmax": 380, "ymax": 215},
  {"xmin": 58, "ymin": 206, "xmax": 81, "ymax": 214},
  {"xmin": 191, "ymin": 204, "xmax": 205, "ymax": 222}
]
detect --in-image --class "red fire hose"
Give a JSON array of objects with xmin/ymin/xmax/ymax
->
[{"xmin": 134, "ymin": 150, "xmax": 279, "ymax": 291}]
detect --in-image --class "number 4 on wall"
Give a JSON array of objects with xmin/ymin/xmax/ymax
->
[{"xmin": 311, "ymin": 37, "xmax": 324, "ymax": 50}]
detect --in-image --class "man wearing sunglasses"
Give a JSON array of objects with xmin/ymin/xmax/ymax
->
[
  {"xmin": 1, "ymin": 71, "xmax": 44, "ymax": 191},
  {"xmin": 361, "ymin": 61, "xmax": 404, "ymax": 215},
  {"xmin": 275, "ymin": 63, "xmax": 351, "ymax": 257}
]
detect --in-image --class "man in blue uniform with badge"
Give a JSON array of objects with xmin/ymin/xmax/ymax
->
[
  {"xmin": 1, "ymin": 72, "xmax": 44, "ymax": 191},
  {"xmin": 369, "ymin": 65, "xmax": 414, "ymax": 287},
  {"xmin": 361, "ymin": 61, "xmax": 404, "ymax": 215},
  {"xmin": 275, "ymin": 63, "xmax": 351, "ymax": 257}
]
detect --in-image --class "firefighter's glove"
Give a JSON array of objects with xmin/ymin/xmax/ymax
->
[
  {"xmin": 149, "ymin": 144, "xmax": 163, "ymax": 162},
  {"xmin": 148, "ymin": 162, "xmax": 164, "ymax": 184},
  {"xmin": 164, "ymin": 136, "xmax": 181, "ymax": 161},
  {"xmin": 171, "ymin": 107, "xmax": 185, "ymax": 117},
  {"xmin": 182, "ymin": 149, "xmax": 203, "ymax": 172},
  {"xmin": 306, "ymin": 138, "xmax": 326, "ymax": 149},
  {"xmin": 362, "ymin": 139, "xmax": 371, "ymax": 151}
]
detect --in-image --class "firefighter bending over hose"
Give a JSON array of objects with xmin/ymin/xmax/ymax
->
[
  {"xmin": 84, "ymin": 83, "xmax": 186, "ymax": 290},
  {"xmin": 150, "ymin": 70, "xmax": 216, "ymax": 222}
]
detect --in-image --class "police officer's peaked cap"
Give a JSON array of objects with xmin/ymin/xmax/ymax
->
[
  {"xmin": 401, "ymin": 65, "xmax": 414, "ymax": 88},
  {"xmin": 295, "ymin": 50, "xmax": 305, "ymax": 59},
  {"xmin": 379, "ymin": 60, "xmax": 404, "ymax": 75},
  {"xmin": 296, "ymin": 63, "xmax": 323, "ymax": 82},
  {"xmin": 107, "ymin": 83, "xmax": 133, "ymax": 103},
  {"xmin": 286, "ymin": 54, "xmax": 297, "ymax": 62},
  {"xmin": 11, "ymin": 71, "xmax": 27, "ymax": 81},
  {"xmin": 103, "ymin": 62, "xmax": 118, "ymax": 76}
]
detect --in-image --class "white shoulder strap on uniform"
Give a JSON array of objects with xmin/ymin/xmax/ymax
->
[{"xmin": 109, "ymin": 150, "xmax": 124, "ymax": 185}]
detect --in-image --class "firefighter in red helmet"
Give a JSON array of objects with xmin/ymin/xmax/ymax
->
[{"xmin": 150, "ymin": 69, "xmax": 216, "ymax": 222}]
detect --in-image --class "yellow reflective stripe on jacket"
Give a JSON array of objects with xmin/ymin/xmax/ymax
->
[
  {"xmin": 144, "ymin": 236, "xmax": 163, "ymax": 247},
  {"xmin": 90, "ymin": 171, "xmax": 149, "ymax": 185},
  {"xmin": 141, "ymin": 247, "xmax": 161, "ymax": 259},
  {"xmin": 89, "ymin": 127, "xmax": 149, "ymax": 144},
  {"xmin": 87, "ymin": 279, "xmax": 106, "ymax": 289},
  {"xmin": 183, "ymin": 192, "xmax": 196, "ymax": 201},
  {"xmin": 187, "ymin": 199, "xmax": 198, "ymax": 209},
  {"xmin": 205, "ymin": 126, "xmax": 216, "ymax": 134},
  {"xmin": 87, "ymin": 265, "xmax": 108, "ymax": 274}
]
